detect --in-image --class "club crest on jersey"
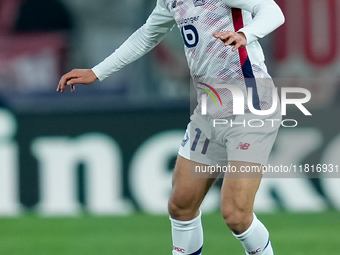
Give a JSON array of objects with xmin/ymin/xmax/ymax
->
[
  {"xmin": 171, "ymin": 0, "xmax": 177, "ymax": 8},
  {"xmin": 181, "ymin": 132, "xmax": 189, "ymax": 147},
  {"xmin": 193, "ymin": 0, "xmax": 205, "ymax": 7}
]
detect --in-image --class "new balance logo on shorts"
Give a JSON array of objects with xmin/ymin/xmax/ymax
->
[
  {"xmin": 173, "ymin": 246, "xmax": 185, "ymax": 253},
  {"xmin": 236, "ymin": 142, "xmax": 251, "ymax": 150}
]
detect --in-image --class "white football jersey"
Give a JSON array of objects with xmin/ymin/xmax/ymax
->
[
  {"xmin": 160, "ymin": 0, "xmax": 280, "ymax": 118},
  {"xmin": 92, "ymin": 0, "xmax": 285, "ymax": 118}
]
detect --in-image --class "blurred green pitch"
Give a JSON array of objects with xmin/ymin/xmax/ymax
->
[{"xmin": 0, "ymin": 212, "xmax": 339, "ymax": 255}]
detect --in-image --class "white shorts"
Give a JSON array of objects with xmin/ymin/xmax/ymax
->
[{"xmin": 178, "ymin": 108, "xmax": 281, "ymax": 166}]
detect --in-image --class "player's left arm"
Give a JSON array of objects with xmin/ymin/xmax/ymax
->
[{"xmin": 213, "ymin": 0, "xmax": 285, "ymax": 51}]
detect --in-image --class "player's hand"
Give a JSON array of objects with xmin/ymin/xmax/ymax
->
[
  {"xmin": 57, "ymin": 69, "xmax": 98, "ymax": 93},
  {"xmin": 213, "ymin": 31, "xmax": 247, "ymax": 51}
]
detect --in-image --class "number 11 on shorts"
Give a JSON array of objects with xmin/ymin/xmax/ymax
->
[{"xmin": 191, "ymin": 128, "xmax": 210, "ymax": 155}]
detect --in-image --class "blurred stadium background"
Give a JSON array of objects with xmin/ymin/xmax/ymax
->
[{"xmin": 0, "ymin": 0, "xmax": 340, "ymax": 254}]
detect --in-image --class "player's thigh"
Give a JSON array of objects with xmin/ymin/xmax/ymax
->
[
  {"xmin": 169, "ymin": 155, "xmax": 216, "ymax": 219},
  {"xmin": 219, "ymin": 112, "xmax": 279, "ymax": 216},
  {"xmin": 221, "ymin": 161, "xmax": 262, "ymax": 218}
]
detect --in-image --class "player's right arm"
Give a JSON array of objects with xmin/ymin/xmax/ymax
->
[{"xmin": 57, "ymin": 0, "xmax": 175, "ymax": 93}]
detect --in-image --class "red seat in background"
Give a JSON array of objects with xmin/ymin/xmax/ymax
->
[{"xmin": 0, "ymin": 0, "xmax": 68, "ymax": 91}]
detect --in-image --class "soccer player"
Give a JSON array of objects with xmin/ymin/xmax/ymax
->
[{"xmin": 57, "ymin": 0, "xmax": 284, "ymax": 254}]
